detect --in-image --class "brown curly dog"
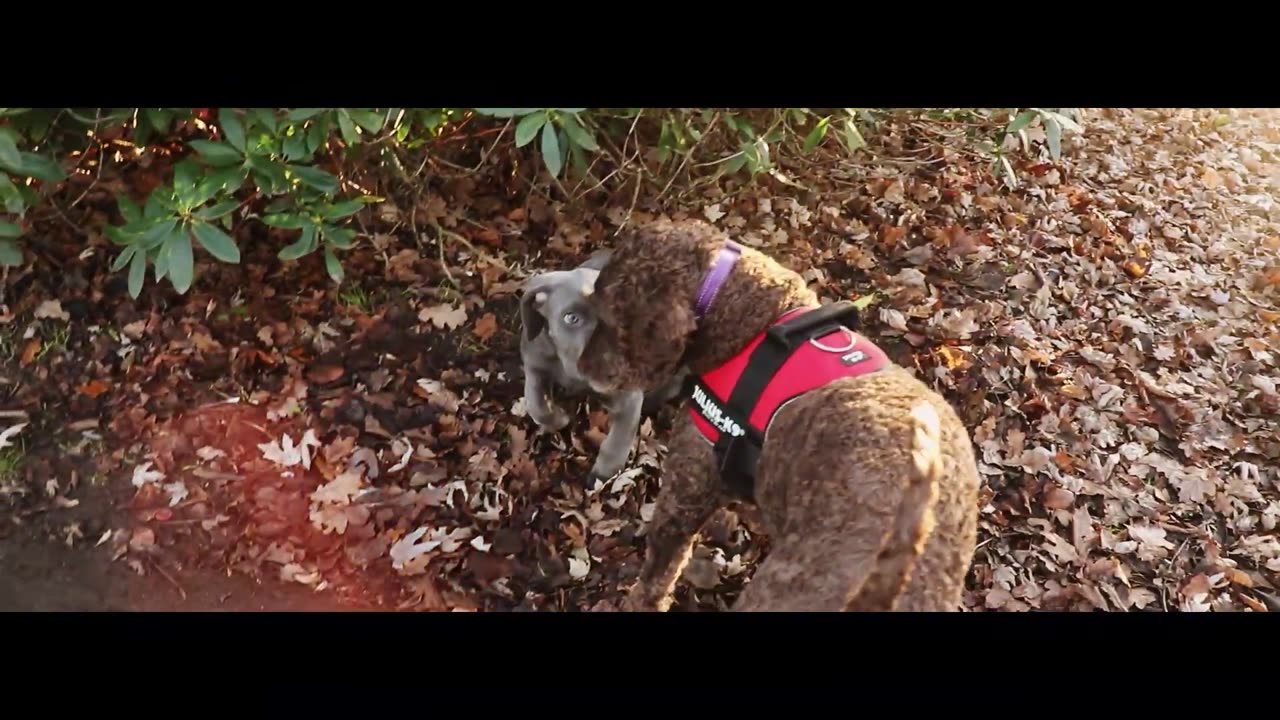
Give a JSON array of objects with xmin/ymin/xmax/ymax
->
[{"xmin": 569, "ymin": 219, "xmax": 981, "ymax": 611}]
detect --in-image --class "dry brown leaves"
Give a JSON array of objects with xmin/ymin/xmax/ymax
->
[
  {"xmin": 679, "ymin": 108, "xmax": 1280, "ymax": 611},
  {"xmin": 13, "ymin": 107, "xmax": 1277, "ymax": 613}
]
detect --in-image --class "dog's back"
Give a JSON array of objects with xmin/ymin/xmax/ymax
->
[{"xmin": 733, "ymin": 368, "xmax": 979, "ymax": 612}]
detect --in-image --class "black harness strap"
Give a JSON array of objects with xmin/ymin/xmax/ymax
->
[{"xmin": 706, "ymin": 301, "xmax": 866, "ymax": 499}]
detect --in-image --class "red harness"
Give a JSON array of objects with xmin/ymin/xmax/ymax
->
[{"xmin": 685, "ymin": 303, "xmax": 892, "ymax": 498}]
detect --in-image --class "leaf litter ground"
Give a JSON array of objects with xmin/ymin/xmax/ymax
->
[{"xmin": 2, "ymin": 108, "xmax": 1278, "ymax": 612}]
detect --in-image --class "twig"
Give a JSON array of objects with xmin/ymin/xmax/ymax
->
[
  {"xmin": 659, "ymin": 111, "xmax": 719, "ymax": 201},
  {"xmin": 32, "ymin": 109, "xmax": 112, "ymax": 231},
  {"xmin": 567, "ymin": 151, "xmax": 611, "ymax": 201},
  {"xmin": 149, "ymin": 558, "xmax": 188, "ymax": 601},
  {"xmin": 571, "ymin": 113, "xmax": 647, "ymax": 202},
  {"xmin": 416, "ymin": 116, "xmax": 511, "ymax": 178},
  {"xmin": 615, "ymin": 169, "xmax": 645, "ymax": 234},
  {"xmin": 240, "ymin": 421, "xmax": 275, "ymax": 439},
  {"xmin": 426, "ymin": 220, "xmax": 480, "ymax": 290},
  {"xmin": 434, "ymin": 230, "xmax": 456, "ymax": 288},
  {"xmin": 431, "ymin": 221, "xmax": 479, "ymax": 256}
]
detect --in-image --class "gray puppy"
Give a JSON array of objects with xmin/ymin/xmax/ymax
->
[{"xmin": 520, "ymin": 251, "xmax": 684, "ymax": 480}]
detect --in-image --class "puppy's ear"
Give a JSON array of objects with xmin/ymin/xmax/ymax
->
[
  {"xmin": 520, "ymin": 284, "xmax": 549, "ymax": 342},
  {"xmin": 580, "ymin": 248, "xmax": 614, "ymax": 272}
]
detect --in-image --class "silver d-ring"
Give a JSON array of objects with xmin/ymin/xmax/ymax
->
[{"xmin": 809, "ymin": 329, "xmax": 856, "ymax": 353}]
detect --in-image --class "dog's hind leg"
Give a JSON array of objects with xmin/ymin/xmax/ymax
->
[
  {"xmin": 843, "ymin": 401, "xmax": 942, "ymax": 611},
  {"xmin": 623, "ymin": 419, "xmax": 724, "ymax": 612},
  {"xmin": 731, "ymin": 505, "xmax": 924, "ymax": 613},
  {"xmin": 888, "ymin": 403, "xmax": 980, "ymax": 612},
  {"xmin": 731, "ymin": 386, "xmax": 946, "ymax": 612}
]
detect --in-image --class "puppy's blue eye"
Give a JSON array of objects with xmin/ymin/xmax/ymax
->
[{"xmin": 562, "ymin": 312, "xmax": 581, "ymax": 325}]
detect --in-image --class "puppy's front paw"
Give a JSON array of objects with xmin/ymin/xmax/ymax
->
[
  {"xmin": 588, "ymin": 457, "xmax": 625, "ymax": 483},
  {"xmin": 530, "ymin": 406, "xmax": 570, "ymax": 432}
]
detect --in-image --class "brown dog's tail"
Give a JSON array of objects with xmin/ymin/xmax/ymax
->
[{"xmin": 845, "ymin": 400, "xmax": 943, "ymax": 610}]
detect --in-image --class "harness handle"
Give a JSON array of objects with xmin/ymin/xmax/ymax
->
[{"xmin": 764, "ymin": 300, "xmax": 863, "ymax": 351}]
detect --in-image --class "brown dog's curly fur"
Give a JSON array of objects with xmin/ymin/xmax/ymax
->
[{"xmin": 578, "ymin": 219, "xmax": 981, "ymax": 611}]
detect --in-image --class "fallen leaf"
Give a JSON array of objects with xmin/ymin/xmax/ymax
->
[
  {"xmin": 879, "ymin": 308, "xmax": 908, "ymax": 331},
  {"xmin": 19, "ymin": 338, "xmax": 40, "ymax": 366},
  {"xmin": 131, "ymin": 462, "xmax": 165, "ymax": 488},
  {"xmin": 129, "ymin": 527, "xmax": 155, "ymax": 552},
  {"xmin": 1059, "ymin": 384, "xmax": 1087, "ymax": 400},
  {"xmin": 568, "ymin": 547, "xmax": 591, "ymax": 580},
  {"xmin": 1226, "ymin": 569, "xmax": 1253, "ymax": 588},
  {"xmin": 34, "ymin": 299, "xmax": 70, "ymax": 321},
  {"xmin": 259, "ymin": 430, "xmax": 321, "ymax": 470},
  {"xmin": 163, "ymin": 481, "xmax": 189, "ymax": 507},
  {"xmin": 933, "ymin": 308, "xmax": 979, "ymax": 339},
  {"xmin": 390, "ymin": 525, "xmax": 474, "ymax": 573},
  {"xmin": 1240, "ymin": 594, "xmax": 1268, "ymax": 612},
  {"xmin": 985, "ymin": 587, "xmax": 1014, "ymax": 609},
  {"xmin": 1122, "ymin": 259, "xmax": 1149, "ymax": 279},
  {"xmin": 310, "ymin": 505, "xmax": 351, "ymax": 535},
  {"xmin": 347, "ymin": 446, "xmax": 380, "ymax": 478},
  {"xmin": 306, "ymin": 364, "xmax": 345, "ymax": 384},
  {"xmin": 121, "ymin": 319, "xmax": 147, "ymax": 339},
  {"xmin": 883, "ymin": 179, "xmax": 905, "ymax": 204},
  {"xmin": 1041, "ymin": 531, "xmax": 1079, "ymax": 564},
  {"xmin": 0, "ymin": 423, "xmax": 26, "ymax": 450},
  {"xmin": 472, "ymin": 313, "xmax": 498, "ymax": 341},
  {"xmin": 1129, "ymin": 588, "xmax": 1158, "ymax": 610},
  {"xmin": 389, "ymin": 527, "xmax": 434, "ymax": 572},
  {"xmin": 936, "ymin": 345, "xmax": 968, "ymax": 370},
  {"xmin": 413, "ymin": 379, "xmax": 461, "ymax": 415},
  {"xmin": 280, "ymin": 563, "xmax": 322, "ymax": 585},
  {"xmin": 1044, "ymin": 487, "xmax": 1076, "ymax": 510},
  {"xmin": 419, "ymin": 304, "xmax": 467, "ymax": 330},
  {"xmin": 196, "ymin": 446, "xmax": 227, "ymax": 461},
  {"xmin": 77, "ymin": 379, "xmax": 110, "ymax": 398},
  {"xmin": 1201, "ymin": 167, "xmax": 1223, "ymax": 189},
  {"xmin": 310, "ymin": 471, "xmax": 364, "ymax": 505},
  {"xmin": 1128, "ymin": 523, "xmax": 1176, "ymax": 560}
]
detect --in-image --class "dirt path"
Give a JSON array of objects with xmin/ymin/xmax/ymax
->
[
  {"xmin": 0, "ymin": 535, "xmax": 360, "ymax": 611},
  {"xmin": 2, "ymin": 108, "xmax": 1277, "ymax": 612}
]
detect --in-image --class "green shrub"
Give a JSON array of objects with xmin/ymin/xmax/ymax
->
[{"xmin": 0, "ymin": 107, "xmax": 1082, "ymax": 297}]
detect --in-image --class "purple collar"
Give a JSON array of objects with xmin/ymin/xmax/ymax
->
[{"xmin": 694, "ymin": 240, "xmax": 742, "ymax": 321}]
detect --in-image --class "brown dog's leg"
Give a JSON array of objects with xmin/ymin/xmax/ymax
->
[
  {"xmin": 888, "ymin": 406, "xmax": 980, "ymax": 612},
  {"xmin": 624, "ymin": 418, "xmax": 722, "ymax": 611},
  {"xmin": 728, "ymin": 379, "xmax": 957, "ymax": 612},
  {"xmin": 844, "ymin": 400, "xmax": 943, "ymax": 611}
]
